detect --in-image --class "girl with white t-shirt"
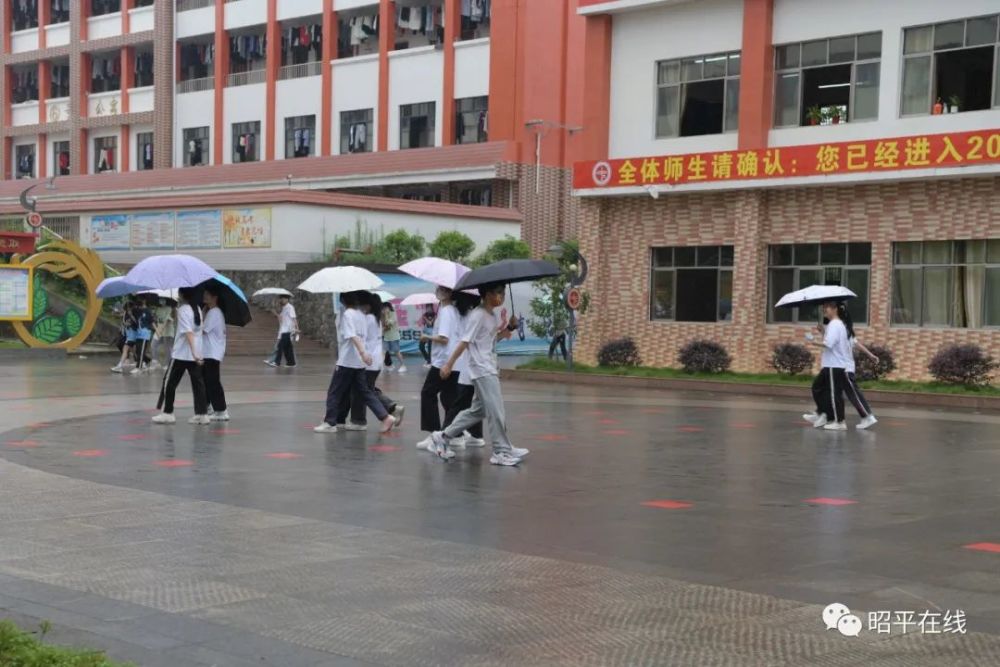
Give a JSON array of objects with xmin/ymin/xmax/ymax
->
[
  {"xmin": 416, "ymin": 287, "xmax": 460, "ymax": 450},
  {"xmin": 442, "ymin": 291, "xmax": 484, "ymax": 447},
  {"xmin": 803, "ymin": 301, "xmax": 853, "ymax": 431},
  {"xmin": 153, "ymin": 287, "xmax": 209, "ymax": 425},
  {"xmin": 201, "ymin": 285, "xmax": 230, "ymax": 422}
]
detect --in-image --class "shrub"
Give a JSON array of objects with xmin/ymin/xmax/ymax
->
[
  {"xmin": 597, "ymin": 338, "xmax": 642, "ymax": 367},
  {"xmin": 853, "ymin": 343, "xmax": 896, "ymax": 382},
  {"xmin": 472, "ymin": 235, "xmax": 531, "ymax": 267},
  {"xmin": 0, "ymin": 619, "xmax": 134, "ymax": 666},
  {"xmin": 928, "ymin": 344, "xmax": 999, "ymax": 386},
  {"xmin": 771, "ymin": 343, "xmax": 814, "ymax": 375},
  {"xmin": 429, "ymin": 231, "xmax": 476, "ymax": 262},
  {"xmin": 378, "ymin": 229, "xmax": 425, "ymax": 263},
  {"xmin": 678, "ymin": 340, "xmax": 731, "ymax": 374}
]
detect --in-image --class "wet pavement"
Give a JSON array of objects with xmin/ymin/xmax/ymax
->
[{"xmin": 2, "ymin": 356, "xmax": 1000, "ymax": 665}]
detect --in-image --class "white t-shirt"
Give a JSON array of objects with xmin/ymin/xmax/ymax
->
[
  {"xmin": 278, "ymin": 303, "xmax": 297, "ymax": 334},
  {"xmin": 454, "ymin": 312, "xmax": 472, "ymax": 385},
  {"xmin": 462, "ymin": 307, "xmax": 500, "ymax": 380},
  {"xmin": 171, "ymin": 304, "xmax": 202, "ymax": 362},
  {"xmin": 431, "ymin": 303, "xmax": 460, "ymax": 369},
  {"xmin": 846, "ymin": 338, "xmax": 857, "ymax": 374},
  {"xmin": 365, "ymin": 313, "xmax": 383, "ymax": 372},
  {"xmin": 336, "ymin": 308, "xmax": 367, "ymax": 369},
  {"xmin": 821, "ymin": 319, "xmax": 852, "ymax": 369},
  {"xmin": 202, "ymin": 307, "xmax": 227, "ymax": 361}
]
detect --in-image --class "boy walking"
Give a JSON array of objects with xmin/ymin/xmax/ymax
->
[{"xmin": 265, "ymin": 294, "xmax": 298, "ymax": 368}]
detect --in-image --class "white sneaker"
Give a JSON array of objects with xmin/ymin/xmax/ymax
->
[
  {"xmin": 397, "ymin": 366, "xmax": 407, "ymax": 374},
  {"xmin": 343, "ymin": 423, "xmax": 367, "ymax": 431},
  {"xmin": 313, "ymin": 422, "xmax": 338, "ymax": 433},
  {"xmin": 489, "ymin": 453, "xmax": 522, "ymax": 466},
  {"xmin": 802, "ymin": 412, "xmax": 819, "ymax": 423},
  {"xmin": 188, "ymin": 414, "xmax": 210, "ymax": 425},
  {"xmin": 416, "ymin": 436, "xmax": 433, "ymax": 450},
  {"xmin": 422, "ymin": 363, "xmax": 432, "ymax": 370},
  {"xmin": 210, "ymin": 411, "xmax": 230, "ymax": 422},
  {"xmin": 823, "ymin": 421, "xmax": 847, "ymax": 431},
  {"xmin": 462, "ymin": 431, "xmax": 486, "ymax": 448},
  {"xmin": 508, "ymin": 447, "xmax": 530, "ymax": 459},
  {"xmin": 149, "ymin": 360, "xmax": 162, "ymax": 370},
  {"xmin": 449, "ymin": 433, "xmax": 468, "ymax": 448},
  {"xmin": 430, "ymin": 432, "xmax": 456, "ymax": 460},
  {"xmin": 111, "ymin": 365, "xmax": 124, "ymax": 373},
  {"xmin": 391, "ymin": 405, "xmax": 405, "ymax": 428},
  {"xmin": 812, "ymin": 414, "xmax": 828, "ymax": 428},
  {"xmin": 151, "ymin": 413, "xmax": 176, "ymax": 424},
  {"xmin": 129, "ymin": 366, "xmax": 143, "ymax": 375},
  {"xmin": 379, "ymin": 416, "xmax": 397, "ymax": 433},
  {"xmin": 856, "ymin": 415, "xmax": 878, "ymax": 430},
  {"xmin": 263, "ymin": 360, "xmax": 278, "ymax": 368}
]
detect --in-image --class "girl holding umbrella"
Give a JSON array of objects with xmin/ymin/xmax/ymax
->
[
  {"xmin": 416, "ymin": 286, "xmax": 460, "ymax": 450},
  {"xmin": 153, "ymin": 287, "xmax": 209, "ymax": 425},
  {"xmin": 201, "ymin": 284, "xmax": 230, "ymax": 422},
  {"xmin": 803, "ymin": 300, "xmax": 853, "ymax": 431}
]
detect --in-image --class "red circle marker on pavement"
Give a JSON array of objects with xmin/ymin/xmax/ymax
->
[
  {"xmin": 678, "ymin": 426, "xmax": 703, "ymax": 433},
  {"xmin": 5, "ymin": 439, "xmax": 40, "ymax": 448},
  {"xmin": 73, "ymin": 449, "xmax": 109, "ymax": 457},
  {"xmin": 805, "ymin": 497, "xmax": 857, "ymax": 506},
  {"xmin": 118, "ymin": 434, "xmax": 147, "ymax": 441},
  {"xmin": 536, "ymin": 434, "xmax": 568, "ymax": 442},
  {"xmin": 963, "ymin": 542, "xmax": 1000, "ymax": 554},
  {"xmin": 265, "ymin": 452, "xmax": 302, "ymax": 460},
  {"xmin": 154, "ymin": 459, "xmax": 193, "ymax": 468},
  {"xmin": 370, "ymin": 445, "xmax": 400, "ymax": 452},
  {"xmin": 642, "ymin": 500, "xmax": 693, "ymax": 510}
]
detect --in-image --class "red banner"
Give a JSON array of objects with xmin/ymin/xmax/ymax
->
[
  {"xmin": 573, "ymin": 129, "xmax": 1000, "ymax": 190},
  {"xmin": 0, "ymin": 232, "xmax": 38, "ymax": 255}
]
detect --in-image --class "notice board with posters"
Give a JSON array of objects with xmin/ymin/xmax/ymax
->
[
  {"xmin": 176, "ymin": 209, "xmax": 223, "ymax": 249},
  {"xmin": 0, "ymin": 265, "xmax": 32, "ymax": 321},
  {"xmin": 89, "ymin": 214, "xmax": 130, "ymax": 250},
  {"xmin": 223, "ymin": 208, "xmax": 271, "ymax": 248},
  {"xmin": 130, "ymin": 211, "xmax": 175, "ymax": 249}
]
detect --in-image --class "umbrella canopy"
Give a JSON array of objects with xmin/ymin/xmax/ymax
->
[
  {"xmin": 96, "ymin": 276, "xmax": 152, "ymax": 298},
  {"xmin": 251, "ymin": 287, "xmax": 293, "ymax": 299},
  {"xmin": 298, "ymin": 266, "xmax": 383, "ymax": 294},
  {"xmin": 124, "ymin": 254, "xmax": 217, "ymax": 289},
  {"xmin": 775, "ymin": 285, "xmax": 857, "ymax": 309},
  {"xmin": 201, "ymin": 274, "xmax": 251, "ymax": 327},
  {"xmin": 138, "ymin": 288, "xmax": 179, "ymax": 303},
  {"xmin": 454, "ymin": 259, "xmax": 560, "ymax": 291},
  {"xmin": 398, "ymin": 257, "xmax": 470, "ymax": 289},
  {"xmin": 374, "ymin": 290, "xmax": 396, "ymax": 302},
  {"xmin": 400, "ymin": 292, "xmax": 438, "ymax": 306}
]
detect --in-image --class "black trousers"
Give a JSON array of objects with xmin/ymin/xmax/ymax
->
[
  {"xmin": 203, "ymin": 358, "xmax": 227, "ymax": 412},
  {"xmin": 420, "ymin": 367, "xmax": 459, "ymax": 432},
  {"xmin": 323, "ymin": 366, "xmax": 388, "ymax": 425},
  {"xmin": 813, "ymin": 367, "xmax": 848, "ymax": 423},
  {"xmin": 419, "ymin": 339, "xmax": 432, "ymax": 363},
  {"xmin": 272, "ymin": 333, "xmax": 296, "ymax": 366},
  {"xmin": 548, "ymin": 334, "xmax": 567, "ymax": 361},
  {"xmin": 845, "ymin": 372, "xmax": 873, "ymax": 418},
  {"xmin": 336, "ymin": 369, "xmax": 395, "ymax": 425},
  {"xmin": 443, "ymin": 382, "xmax": 483, "ymax": 438},
  {"xmin": 157, "ymin": 359, "xmax": 208, "ymax": 415}
]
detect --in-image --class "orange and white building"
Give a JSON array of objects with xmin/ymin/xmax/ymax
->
[{"xmin": 572, "ymin": 0, "xmax": 1000, "ymax": 379}]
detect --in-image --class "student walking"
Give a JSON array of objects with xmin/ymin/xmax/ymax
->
[
  {"xmin": 381, "ymin": 303, "xmax": 405, "ymax": 372},
  {"xmin": 265, "ymin": 295, "xmax": 298, "ymax": 368},
  {"xmin": 130, "ymin": 297, "xmax": 155, "ymax": 375},
  {"xmin": 418, "ymin": 305, "xmax": 436, "ymax": 368},
  {"xmin": 314, "ymin": 291, "xmax": 396, "ymax": 434},
  {"xmin": 548, "ymin": 323, "xmax": 567, "ymax": 361},
  {"xmin": 201, "ymin": 285, "xmax": 230, "ymax": 422},
  {"xmin": 432, "ymin": 282, "xmax": 529, "ymax": 466},
  {"xmin": 151, "ymin": 298, "xmax": 175, "ymax": 370},
  {"xmin": 153, "ymin": 287, "xmax": 209, "ymax": 425},
  {"xmin": 803, "ymin": 301, "xmax": 853, "ymax": 431},
  {"xmin": 111, "ymin": 299, "xmax": 138, "ymax": 373},
  {"xmin": 416, "ymin": 287, "xmax": 460, "ymax": 450},
  {"xmin": 442, "ymin": 291, "xmax": 485, "ymax": 447},
  {"xmin": 840, "ymin": 306, "xmax": 878, "ymax": 430}
]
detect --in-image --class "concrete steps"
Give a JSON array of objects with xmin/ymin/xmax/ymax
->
[{"xmin": 227, "ymin": 306, "xmax": 331, "ymax": 357}]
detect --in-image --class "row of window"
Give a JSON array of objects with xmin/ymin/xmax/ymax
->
[
  {"xmin": 11, "ymin": 0, "xmax": 153, "ymax": 30},
  {"xmin": 649, "ymin": 240, "xmax": 1000, "ymax": 329},
  {"xmin": 655, "ymin": 13, "xmax": 1000, "ymax": 138}
]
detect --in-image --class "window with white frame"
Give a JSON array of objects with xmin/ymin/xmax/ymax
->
[
  {"xmin": 901, "ymin": 15, "xmax": 1000, "ymax": 116},
  {"xmin": 455, "ymin": 96, "xmax": 488, "ymax": 144},
  {"xmin": 53, "ymin": 140, "xmax": 70, "ymax": 176},
  {"xmin": 136, "ymin": 132, "xmax": 153, "ymax": 171},
  {"xmin": 94, "ymin": 136, "xmax": 117, "ymax": 173},
  {"xmin": 231, "ymin": 121, "xmax": 261, "ymax": 163},
  {"xmin": 400, "ymin": 102, "xmax": 436, "ymax": 150},
  {"xmin": 15, "ymin": 145, "xmax": 35, "ymax": 180},
  {"xmin": 768, "ymin": 243, "xmax": 871, "ymax": 325},
  {"xmin": 340, "ymin": 109, "xmax": 373, "ymax": 154},
  {"xmin": 650, "ymin": 246, "xmax": 734, "ymax": 322},
  {"xmin": 183, "ymin": 127, "xmax": 208, "ymax": 166},
  {"xmin": 285, "ymin": 115, "xmax": 316, "ymax": 158},
  {"xmin": 892, "ymin": 240, "xmax": 1000, "ymax": 328},
  {"xmin": 774, "ymin": 33, "xmax": 881, "ymax": 127},
  {"xmin": 655, "ymin": 52, "xmax": 740, "ymax": 138}
]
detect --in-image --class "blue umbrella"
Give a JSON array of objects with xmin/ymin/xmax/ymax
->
[
  {"xmin": 95, "ymin": 276, "xmax": 152, "ymax": 298},
  {"xmin": 200, "ymin": 273, "xmax": 251, "ymax": 327},
  {"xmin": 124, "ymin": 254, "xmax": 217, "ymax": 289}
]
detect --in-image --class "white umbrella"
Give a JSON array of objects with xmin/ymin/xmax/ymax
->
[
  {"xmin": 775, "ymin": 285, "xmax": 857, "ymax": 309},
  {"xmin": 400, "ymin": 292, "xmax": 437, "ymax": 306},
  {"xmin": 298, "ymin": 266, "xmax": 383, "ymax": 294},
  {"xmin": 399, "ymin": 257, "xmax": 470, "ymax": 289},
  {"xmin": 374, "ymin": 290, "xmax": 396, "ymax": 302},
  {"xmin": 252, "ymin": 287, "xmax": 293, "ymax": 298}
]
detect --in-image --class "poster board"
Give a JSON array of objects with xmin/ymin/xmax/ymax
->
[
  {"xmin": 89, "ymin": 214, "xmax": 130, "ymax": 250},
  {"xmin": 0, "ymin": 265, "xmax": 32, "ymax": 321},
  {"xmin": 176, "ymin": 209, "xmax": 222, "ymax": 249},
  {"xmin": 130, "ymin": 212, "xmax": 175, "ymax": 249},
  {"xmin": 223, "ymin": 208, "xmax": 271, "ymax": 248}
]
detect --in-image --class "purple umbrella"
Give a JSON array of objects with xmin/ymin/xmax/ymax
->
[
  {"xmin": 124, "ymin": 254, "xmax": 217, "ymax": 289},
  {"xmin": 399, "ymin": 257, "xmax": 470, "ymax": 290}
]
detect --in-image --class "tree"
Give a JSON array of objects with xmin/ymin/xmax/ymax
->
[
  {"xmin": 378, "ymin": 229, "xmax": 425, "ymax": 263},
  {"xmin": 528, "ymin": 240, "xmax": 591, "ymax": 340},
  {"xmin": 429, "ymin": 231, "xmax": 476, "ymax": 262},
  {"xmin": 472, "ymin": 235, "xmax": 531, "ymax": 267}
]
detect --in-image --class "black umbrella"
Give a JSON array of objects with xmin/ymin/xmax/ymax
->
[
  {"xmin": 200, "ymin": 275, "xmax": 252, "ymax": 327},
  {"xmin": 454, "ymin": 259, "xmax": 561, "ymax": 291}
]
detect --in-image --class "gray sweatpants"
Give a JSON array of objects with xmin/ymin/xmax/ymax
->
[{"xmin": 442, "ymin": 374, "xmax": 512, "ymax": 455}]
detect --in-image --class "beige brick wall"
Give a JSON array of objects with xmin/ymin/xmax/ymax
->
[{"xmin": 575, "ymin": 176, "xmax": 1000, "ymax": 381}]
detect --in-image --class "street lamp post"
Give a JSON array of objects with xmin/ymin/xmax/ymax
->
[{"xmin": 547, "ymin": 242, "xmax": 588, "ymax": 372}]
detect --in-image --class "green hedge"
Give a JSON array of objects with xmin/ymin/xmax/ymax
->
[{"xmin": 0, "ymin": 620, "xmax": 134, "ymax": 667}]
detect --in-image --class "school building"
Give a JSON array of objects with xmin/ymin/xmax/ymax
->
[{"xmin": 571, "ymin": 0, "xmax": 1000, "ymax": 380}]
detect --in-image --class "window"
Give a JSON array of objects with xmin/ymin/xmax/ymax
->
[
  {"xmin": 15, "ymin": 145, "xmax": 35, "ymax": 180},
  {"xmin": 50, "ymin": 64, "xmax": 70, "ymax": 98},
  {"xmin": 655, "ymin": 52, "xmax": 740, "ymax": 138},
  {"xmin": 134, "ymin": 50, "xmax": 154, "ymax": 88},
  {"xmin": 458, "ymin": 184, "xmax": 492, "ymax": 206},
  {"xmin": 285, "ymin": 115, "xmax": 316, "ymax": 158},
  {"xmin": 393, "ymin": 3, "xmax": 444, "ymax": 51},
  {"xmin": 455, "ymin": 96, "xmax": 488, "ymax": 144},
  {"xmin": 179, "ymin": 42, "xmax": 213, "ymax": 83},
  {"xmin": 774, "ymin": 33, "xmax": 881, "ymax": 127},
  {"xmin": 901, "ymin": 15, "xmax": 1000, "ymax": 115},
  {"xmin": 11, "ymin": 66, "xmax": 38, "ymax": 104},
  {"xmin": 53, "ymin": 140, "xmax": 70, "ymax": 176},
  {"xmin": 13, "ymin": 1, "xmax": 39, "ymax": 29},
  {"xmin": 94, "ymin": 136, "xmax": 117, "ymax": 173},
  {"xmin": 91, "ymin": 0, "xmax": 121, "ymax": 16},
  {"xmin": 400, "ymin": 102, "xmax": 436, "ymax": 149},
  {"xmin": 136, "ymin": 132, "xmax": 153, "ymax": 171},
  {"xmin": 231, "ymin": 122, "xmax": 260, "ymax": 163},
  {"xmin": 183, "ymin": 127, "xmax": 208, "ymax": 166},
  {"xmin": 768, "ymin": 243, "xmax": 871, "ymax": 324},
  {"xmin": 91, "ymin": 54, "xmax": 121, "ymax": 93},
  {"xmin": 649, "ymin": 246, "xmax": 734, "ymax": 322},
  {"xmin": 340, "ymin": 109, "xmax": 373, "ymax": 154},
  {"xmin": 50, "ymin": 0, "xmax": 70, "ymax": 24},
  {"xmin": 459, "ymin": 0, "xmax": 490, "ymax": 40},
  {"xmin": 892, "ymin": 240, "xmax": 1000, "ymax": 327},
  {"xmin": 337, "ymin": 12, "xmax": 379, "ymax": 59},
  {"xmin": 281, "ymin": 23, "xmax": 322, "ymax": 67}
]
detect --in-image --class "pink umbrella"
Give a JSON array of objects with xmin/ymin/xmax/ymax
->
[
  {"xmin": 398, "ymin": 257, "xmax": 470, "ymax": 289},
  {"xmin": 400, "ymin": 292, "xmax": 438, "ymax": 306}
]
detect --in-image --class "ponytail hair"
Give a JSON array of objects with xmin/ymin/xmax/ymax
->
[
  {"xmin": 178, "ymin": 287, "xmax": 201, "ymax": 327},
  {"xmin": 454, "ymin": 291, "xmax": 481, "ymax": 317},
  {"xmin": 837, "ymin": 302, "xmax": 855, "ymax": 340}
]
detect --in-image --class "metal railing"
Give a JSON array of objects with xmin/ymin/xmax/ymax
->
[
  {"xmin": 177, "ymin": 76, "xmax": 215, "ymax": 93},
  {"xmin": 178, "ymin": 0, "xmax": 214, "ymax": 11},
  {"xmin": 278, "ymin": 61, "xmax": 322, "ymax": 81},
  {"xmin": 226, "ymin": 69, "xmax": 266, "ymax": 87}
]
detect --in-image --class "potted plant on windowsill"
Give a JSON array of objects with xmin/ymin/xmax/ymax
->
[
  {"xmin": 828, "ymin": 107, "xmax": 843, "ymax": 124},
  {"xmin": 948, "ymin": 95, "xmax": 961, "ymax": 114},
  {"xmin": 806, "ymin": 106, "xmax": 824, "ymax": 126}
]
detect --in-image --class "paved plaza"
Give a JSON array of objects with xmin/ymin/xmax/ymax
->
[{"xmin": 2, "ymin": 356, "xmax": 1000, "ymax": 665}]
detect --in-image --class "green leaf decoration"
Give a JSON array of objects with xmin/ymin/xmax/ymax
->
[
  {"xmin": 64, "ymin": 309, "xmax": 83, "ymax": 337},
  {"xmin": 33, "ymin": 272, "xmax": 41, "ymax": 292},
  {"xmin": 32, "ymin": 288, "xmax": 48, "ymax": 318},
  {"xmin": 32, "ymin": 316, "xmax": 65, "ymax": 344}
]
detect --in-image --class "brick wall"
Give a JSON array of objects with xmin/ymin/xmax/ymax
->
[
  {"xmin": 575, "ymin": 175, "xmax": 1000, "ymax": 381},
  {"xmin": 498, "ymin": 161, "xmax": 574, "ymax": 255}
]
